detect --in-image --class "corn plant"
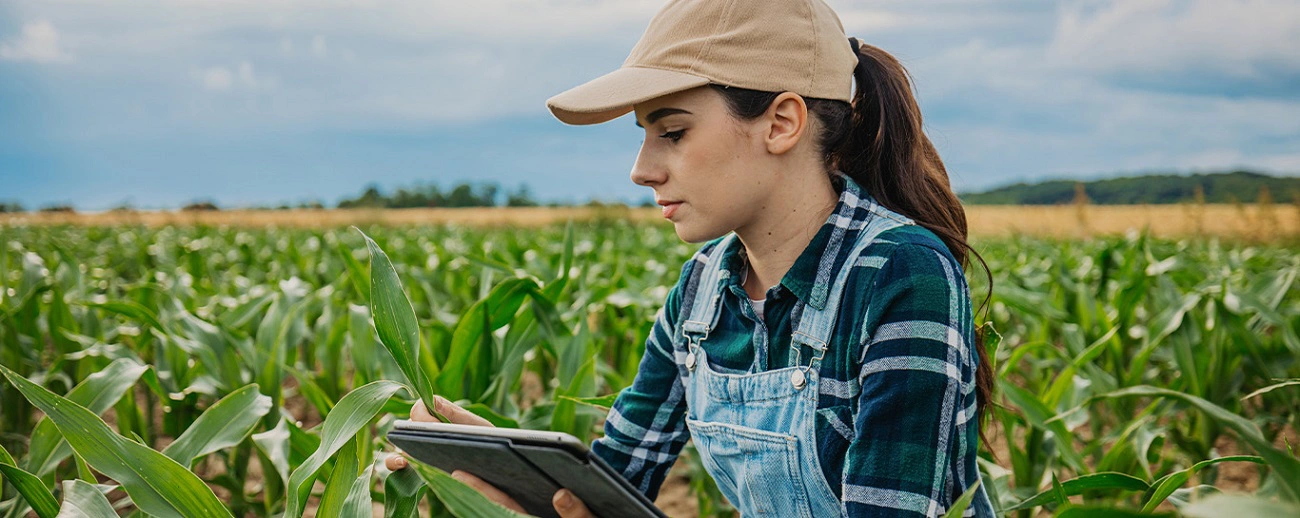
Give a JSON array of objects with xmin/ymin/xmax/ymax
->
[{"xmin": 0, "ymin": 222, "xmax": 1295, "ymax": 517}]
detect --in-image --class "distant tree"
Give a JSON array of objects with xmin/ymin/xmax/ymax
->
[
  {"xmin": 0, "ymin": 201, "xmax": 25, "ymax": 213},
  {"xmin": 960, "ymin": 170, "xmax": 1300, "ymax": 205},
  {"xmin": 182, "ymin": 200, "xmax": 220, "ymax": 212},
  {"xmin": 39, "ymin": 204, "xmax": 76, "ymax": 213},
  {"xmin": 338, "ymin": 184, "xmax": 387, "ymax": 209},
  {"xmin": 506, "ymin": 185, "xmax": 539, "ymax": 207},
  {"xmin": 338, "ymin": 180, "xmax": 538, "ymax": 208}
]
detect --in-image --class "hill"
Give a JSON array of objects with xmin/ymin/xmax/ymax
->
[{"xmin": 958, "ymin": 170, "xmax": 1300, "ymax": 205}]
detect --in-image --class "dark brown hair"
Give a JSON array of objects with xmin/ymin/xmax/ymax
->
[{"xmin": 710, "ymin": 42, "xmax": 997, "ymax": 449}]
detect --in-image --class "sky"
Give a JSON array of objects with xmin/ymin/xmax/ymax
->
[{"xmin": 1, "ymin": 0, "xmax": 1298, "ymax": 210}]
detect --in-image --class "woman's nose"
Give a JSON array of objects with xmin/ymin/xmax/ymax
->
[{"xmin": 629, "ymin": 147, "xmax": 665, "ymax": 187}]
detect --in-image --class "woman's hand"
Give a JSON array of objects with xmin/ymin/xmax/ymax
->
[{"xmin": 384, "ymin": 396, "xmax": 594, "ymax": 518}]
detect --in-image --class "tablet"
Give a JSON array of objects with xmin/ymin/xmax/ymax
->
[{"xmin": 387, "ymin": 420, "xmax": 667, "ymax": 518}]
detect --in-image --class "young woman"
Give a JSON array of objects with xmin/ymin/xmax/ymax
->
[{"xmin": 388, "ymin": 1, "xmax": 996, "ymax": 516}]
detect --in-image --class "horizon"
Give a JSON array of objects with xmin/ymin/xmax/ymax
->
[{"xmin": 2, "ymin": 0, "xmax": 1299, "ymax": 211}]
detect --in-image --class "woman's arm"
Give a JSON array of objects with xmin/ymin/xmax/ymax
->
[
  {"xmin": 841, "ymin": 243, "xmax": 978, "ymax": 517},
  {"xmin": 590, "ymin": 272, "xmax": 693, "ymax": 501}
]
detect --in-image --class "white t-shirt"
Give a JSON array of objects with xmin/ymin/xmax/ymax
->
[
  {"xmin": 749, "ymin": 296, "xmax": 766, "ymax": 321},
  {"xmin": 741, "ymin": 259, "xmax": 766, "ymax": 322}
]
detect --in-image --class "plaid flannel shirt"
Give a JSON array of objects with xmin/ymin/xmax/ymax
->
[{"xmin": 591, "ymin": 173, "xmax": 993, "ymax": 517}]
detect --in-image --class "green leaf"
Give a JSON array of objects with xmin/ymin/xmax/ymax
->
[
  {"xmin": 0, "ymin": 364, "xmax": 232, "ymax": 518},
  {"xmin": 0, "ymin": 445, "xmax": 59, "ymax": 518},
  {"xmin": 285, "ymin": 380, "xmax": 406, "ymax": 518},
  {"xmin": 1140, "ymin": 455, "xmax": 1264, "ymax": 512},
  {"xmin": 1085, "ymin": 385, "xmax": 1300, "ymax": 502},
  {"xmin": 26, "ymin": 358, "xmax": 150, "ymax": 477},
  {"xmin": 460, "ymin": 403, "xmax": 521, "ymax": 428},
  {"xmin": 162, "ymin": 384, "xmax": 272, "ymax": 467},
  {"xmin": 341, "ymin": 465, "xmax": 376, "ymax": 517},
  {"xmin": 1242, "ymin": 378, "xmax": 1300, "ymax": 401},
  {"xmin": 1056, "ymin": 505, "xmax": 1172, "ymax": 518},
  {"xmin": 1182, "ymin": 494, "xmax": 1300, "ymax": 518},
  {"xmin": 318, "ymin": 436, "xmax": 362, "ymax": 517},
  {"xmin": 353, "ymin": 227, "xmax": 442, "ymax": 421},
  {"xmin": 556, "ymin": 392, "xmax": 620, "ymax": 412},
  {"xmin": 408, "ymin": 461, "xmax": 529, "ymax": 518},
  {"xmin": 79, "ymin": 300, "xmax": 165, "ymax": 331},
  {"xmin": 338, "ymin": 240, "xmax": 371, "ymax": 302},
  {"xmin": 1006, "ymin": 472, "xmax": 1149, "ymax": 512},
  {"xmin": 942, "ymin": 479, "xmax": 981, "ymax": 518},
  {"xmin": 1000, "ymin": 383, "xmax": 1087, "ymax": 472},
  {"xmin": 251, "ymin": 417, "xmax": 292, "ymax": 487},
  {"xmin": 439, "ymin": 300, "xmax": 489, "ymax": 401},
  {"xmin": 55, "ymin": 479, "xmax": 118, "ymax": 518},
  {"xmin": 383, "ymin": 468, "xmax": 428, "ymax": 518}
]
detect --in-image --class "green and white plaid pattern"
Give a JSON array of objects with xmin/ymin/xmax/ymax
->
[{"xmin": 592, "ymin": 172, "xmax": 994, "ymax": 517}]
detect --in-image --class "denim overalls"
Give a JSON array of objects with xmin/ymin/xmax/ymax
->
[{"xmin": 676, "ymin": 206, "xmax": 909, "ymax": 517}]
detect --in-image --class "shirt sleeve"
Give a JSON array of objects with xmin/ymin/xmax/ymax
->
[
  {"xmin": 590, "ymin": 262, "xmax": 692, "ymax": 501},
  {"xmin": 842, "ymin": 243, "xmax": 976, "ymax": 517}
]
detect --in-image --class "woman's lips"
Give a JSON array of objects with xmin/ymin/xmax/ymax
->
[{"xmin": 661, "ymin": 202, "xmax": 682, "ymax": 219}]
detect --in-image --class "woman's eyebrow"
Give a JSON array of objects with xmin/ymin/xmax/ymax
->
[{"xmin": 634, "ymin": 107, "xmax": 692, "ymax": 128}]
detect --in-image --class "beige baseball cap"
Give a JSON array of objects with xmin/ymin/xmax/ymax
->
[{"xmin": 545, "ymin": 0, "xmax": 859, "ymax": 126}]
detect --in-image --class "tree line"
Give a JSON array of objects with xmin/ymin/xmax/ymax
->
[{"xmin": 959, "ymin": 170, "xmax": 1299, "ymax": 205}]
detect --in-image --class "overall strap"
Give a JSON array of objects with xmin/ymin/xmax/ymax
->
[
  {"xmin": 680, "ymin": 233, "xmax": 737, "ymax": 344},
  {"xmin": 788, "ymin": 202, "xmax": 912, "ymax": 373}
]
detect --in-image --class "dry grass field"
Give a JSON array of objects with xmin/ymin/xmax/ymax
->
[{"xmin": 5, "ymin": 203, "xmax": 1298, "ymax": 240}]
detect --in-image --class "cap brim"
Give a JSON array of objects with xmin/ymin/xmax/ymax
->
[{"xmin": 546, "ymin": 66, "xmax": 711, "ymax": 126}]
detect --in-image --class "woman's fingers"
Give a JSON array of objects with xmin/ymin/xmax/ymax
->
[
  {"xmin": 411, "ymin": 396, "xmax": 494, "ymax": 427},
  {"xmin": 450, "ymin": 470, "xmax": 528, "ymax": 514},
  {"xmin": 553, "ymin": 489, "xmax": 595, "ymax": 518},
  {"xmin": 389, "ymin": 395, "xmax": 494, "ymax": 472},
  {"xmin": 384, "ymin": 453, "xmax": 408, "ymax": 471}
]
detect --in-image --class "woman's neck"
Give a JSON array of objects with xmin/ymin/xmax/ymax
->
[{"xmin": 734, "ymin": 171, "xmax": 838, "ymax": 301}]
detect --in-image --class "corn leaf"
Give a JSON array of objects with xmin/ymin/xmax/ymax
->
[
  {"xmin": 353, "ymin": 228, "xmax": 441, "ymax": 420},
  {"xmin": 162, "ymin": 384, "xmax": 272, "ymax": 467},
  {"xmin": 408, "ymin": 461, "xmax": 528, "ymax": 518},
  {"xmin": 1006, "ymin": 472, "xmax": 1149, "ymax": 512},
  {"xmin": 55, "ymin": 480, "xmax": 117, "ymax": 518},
  {"xmin": 1182, "ymin": 494, "xmax": 1300, "ymax": 518},
  {"xmin": 26, "ymin": 358, "xmax": 149, "ymax": 477},
  {"xmin": 0, "ymin": 445, "xmax": 59, "ymax": 518},
  {"xmin": 383, "ymin": 468, "xmax": 428, "ymax": 518},
  {"xmin": 1140, "ymin": 455, "xmax": 1263, "ymax": 512},
  {"xmin": 318, "ymin": 435, "xmax": 362, "ymax": 517},
  {"xmin": 0, "ymin": 364, "xmax": 232, "ymax": 518},
  {"xmin": 1086, "ymin": 385, "xmax": 1300, "ymax": 502},
  {"xmin": 942, "ymin": 479, "xmax": 981, "ymax": 518},
  {"xmin": 285, "ymin": 380, "xmax": 405, "ymax": 518}
]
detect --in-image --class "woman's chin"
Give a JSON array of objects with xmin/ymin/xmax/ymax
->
[{"xmin": 673, "ymin": 223, "xmax": 729, "ymax": 244}]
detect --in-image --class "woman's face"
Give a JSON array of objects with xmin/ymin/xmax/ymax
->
[{"xmin": 630, "ymin": 86, "xmax": 776, "ymax": 243}]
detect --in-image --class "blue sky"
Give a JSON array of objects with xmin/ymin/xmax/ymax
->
[{"xmin": 1, "ymin": 0, "xmax": 1298, "ymax": 210}]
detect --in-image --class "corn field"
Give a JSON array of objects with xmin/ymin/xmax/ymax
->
[{"xmin": 0, "ymin": 222, "xmax": 1297, "ymax": 517}]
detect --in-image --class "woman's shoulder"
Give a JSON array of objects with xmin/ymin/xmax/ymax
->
[{"xmin": 858, "ymin": 224, "xmax": 963, "ymax": 279}]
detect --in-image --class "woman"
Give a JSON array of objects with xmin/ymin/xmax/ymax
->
[{"xmin": 388, "ymin": 1, "xmax": 996, "ymax": 516}]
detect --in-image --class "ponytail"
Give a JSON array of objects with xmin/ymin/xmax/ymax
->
[
  {"xmin": 837, "ymin": 38, "xmax": 997, "ymax": 450},
  {"xmin": 709, "ymin": 38, "xmax": 997, "ymax": 451}
]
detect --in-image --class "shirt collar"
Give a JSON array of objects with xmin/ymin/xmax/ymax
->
[{"xmin": 720, "ymin": 171, "xmax": 874, "ymax": 311}]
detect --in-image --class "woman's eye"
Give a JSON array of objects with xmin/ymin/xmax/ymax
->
[{"xmin": 659, "ymin": 129, "xmax": 685, "ymax": 143}]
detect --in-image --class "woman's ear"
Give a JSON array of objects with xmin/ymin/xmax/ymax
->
[{"xmin": 763, "ymin": 92, "xmax": 808, "ymax": 156}]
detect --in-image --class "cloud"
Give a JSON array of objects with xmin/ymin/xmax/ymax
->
[
  {"xmin": 0, "ymin": 19, "xmax": 72, "ymax": 63},
  {"xmin": 190, "ymin": 61, "xmax": 276, "ymax": 92},
  {"xmin": 311, "ymin": 35, "xmax": 327, "ymax": 59},
  {"xmin": 1048, "ymin": 0, "xmax": 1300, "ymax": 94}
]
